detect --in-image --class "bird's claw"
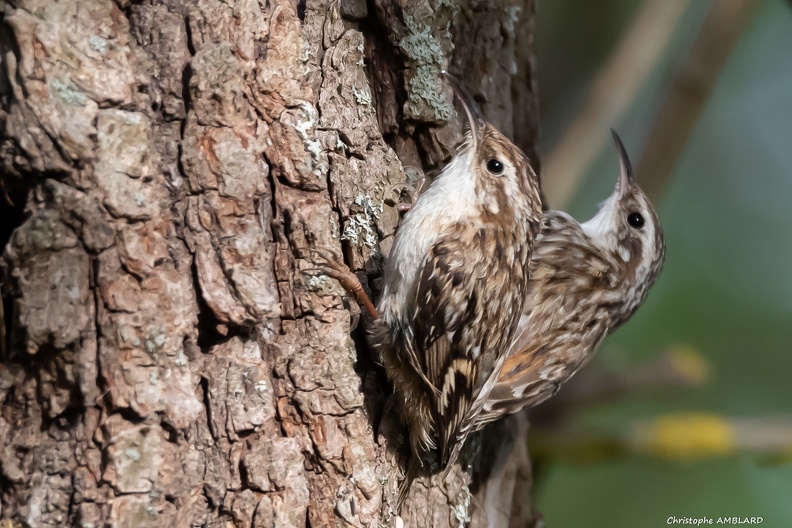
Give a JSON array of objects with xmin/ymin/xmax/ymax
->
[
  {"xmin": 301, "ymin": 245, "xmax": 380, "ymax": 319},
  {"xmin": 304, "ymin": 246, "xmax": 347, "ymax": 277}
]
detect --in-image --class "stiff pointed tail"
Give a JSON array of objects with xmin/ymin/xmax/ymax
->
[{"xmin": 397, "ymin": 455, "xmax": 422, "ymax": 510}]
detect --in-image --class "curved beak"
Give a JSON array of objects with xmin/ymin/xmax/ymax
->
[
  {"xmin": 611, "ymin": 129, "xmax": 635, "ymax": 198},
  {"xmin": 583, "ymin": 130, "xmax": 637, "ymax": 238},
  {"xmin": 443, "ymin": 70, "xmax": 486, "ymax": 151}
]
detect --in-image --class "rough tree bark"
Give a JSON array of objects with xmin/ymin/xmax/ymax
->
[{"xmin": 0, "ymin": 1, "xmax": 540, "ymax": 526}]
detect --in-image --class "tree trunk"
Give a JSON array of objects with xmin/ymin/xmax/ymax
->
[{"xmin": 0, "ymin": 1, "xmax": 540, "ymax": 526}]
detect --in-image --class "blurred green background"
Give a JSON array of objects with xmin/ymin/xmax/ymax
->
[{"xmin": 532, "ymin": 0, "xmax": 792, "ymax": 526}]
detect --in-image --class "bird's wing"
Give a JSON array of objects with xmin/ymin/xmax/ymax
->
[
  {"xmin": 412, "ymin": 238, "xmax": 478, "ymax": 462},
  {"xmin": 473, "ymin": 268, "xmax": 611, "ymax": 430},
  {"xmin": 471, "ymin": 213, "xmax": 613, "ymax": 430},
  {"xmin": 475, "ymin": 339, "xmax": 572, "ymax": 428},
  {"xmin": 411, "ymin": 234, "xmax": 527, "ymax": 465}
]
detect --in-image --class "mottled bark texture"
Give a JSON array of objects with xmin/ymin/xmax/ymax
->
[{"xmin": 0, "ymin": 1, "xmax": 539, "ymax": 526}]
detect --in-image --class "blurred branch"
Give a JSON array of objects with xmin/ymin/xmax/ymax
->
[
  {"xmin": 530, "ymin": 413, "xmax": 792, "ymax": 464},
  {"xmin": 542, "ymin": 0, "xmax": 693, "ymax": 208},
  {"xmin": 638, "ymin": 0, "xmax": 760, "ymax": 200},
  {"xmin": 531, "ymin": 345, "xmax": 711, "ymax": 422},
  {"xmin": 631, "ymin": 413, "xmax": 792, "ymax": 460}
]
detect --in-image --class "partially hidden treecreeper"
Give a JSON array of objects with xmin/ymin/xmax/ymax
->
[{"xmin": 475, "ymin": 131, "xmax": 666, "ymax": 430}]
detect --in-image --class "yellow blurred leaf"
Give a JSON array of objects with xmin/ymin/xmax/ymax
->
[{"xmin": 632, "ymin": 412, "xmax": 735, "ymax": 460}]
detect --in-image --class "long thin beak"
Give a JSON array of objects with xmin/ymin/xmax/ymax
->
[
  {"xmin": 443, "ymin": 70, "xmax": 485, "ymax": 151},
  {"xmin": 611, "ymin": 129, "xmax": 635, "ymax": 197}
]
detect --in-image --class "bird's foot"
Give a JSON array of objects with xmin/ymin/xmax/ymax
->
[{"xmin": 303, "ymin": 246, "xmax": 379, "ymax": 319}]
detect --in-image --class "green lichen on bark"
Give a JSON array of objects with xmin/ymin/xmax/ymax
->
[{"xmin": 390, "ymin": 2, "xmax": 460, "ymax": 122}]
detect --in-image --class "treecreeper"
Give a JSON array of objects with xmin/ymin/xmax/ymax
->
[
  {"xmin": 475, "ymin": 130, "xmax": 666, "ymax": 429},
  {"xmin": 310, "ymin": 72, "xmax": 543, "ymax": 505}
]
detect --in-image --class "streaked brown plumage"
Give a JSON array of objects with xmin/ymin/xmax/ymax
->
[
  {"xmin": 308, "ymin": 73, "xmax": 542, "ymax": 504},
  {"xmin": 372, "ymin": 73, "xmax": 541, "ymax": 491},
  {"xmin": 473, "ymin": 131, "xmax": 665, "ymax": 429},
  {"xmin": 376, "ymin": 73, "xmax": 542, "ymax": 481}
]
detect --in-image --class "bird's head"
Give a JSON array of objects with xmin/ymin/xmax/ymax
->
[
  {"xmin": 582, "ymin": 130, "xmax": 666, "ymax": 296},
  {"xmin": 442, "ymin": 71, "xmax": 539, "ymax": 218}
]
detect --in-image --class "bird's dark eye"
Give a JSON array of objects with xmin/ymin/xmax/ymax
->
[
  {"xmin": 627, "ymin": 212, "xmax": 645, "ymax": 229},
  {"xmin": 486, "ymin": 159, "xmax": 504, "ymax": 174}
]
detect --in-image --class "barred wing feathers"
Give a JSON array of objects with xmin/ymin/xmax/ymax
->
[
  {"xmin": 412, "ymin": 229, "xmax": 529, "ymax": 467},
  {"xmin": 476, "ymin": 213, "xmax": 617, "ymax": 429}
]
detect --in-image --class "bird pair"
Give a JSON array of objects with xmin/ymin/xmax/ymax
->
[{"xmin": 311, "ymin": 72, "xmax": 665, "ymax": 504}]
